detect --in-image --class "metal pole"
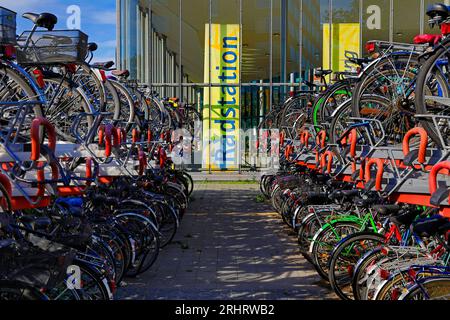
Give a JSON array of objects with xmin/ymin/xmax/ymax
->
[
  {"xmin": 179, "ymin": 0, "xmax": 183, "ymax": 102},
  {"xmin": 239, "ymin": 0, "xmax": 243, "ymax": 174},
  {"xmin": 281, "ymin": 0, "xmax": 287, "ymax": 101},
  {"xmin": 208, "ymin": 0, "xmax": 212, "ymax": 174},
  {"xmin": 270, "ymin": 0, "xmax": 273, "ymax": 111},
  {"xmin": 390, "ymin": 0, "xmax": 394, "ymax": 43},
  {"xmin": 420, "ymin": 0, "xmax": 425, "ymax": 34},
  {"xmin": 329, "ymin": 0, "xmax": 332, "ymax": 71},
  {"xmin": 359, "ymin": 0, "xmax": 363, "ymax": 57},
  {"xmin": 299, "ymin": 0, "xmax": 303, "ymax": 85}
]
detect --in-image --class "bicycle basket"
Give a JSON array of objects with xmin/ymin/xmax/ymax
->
[
  {"xmin": 0, "ymin": 7, "xmax": 16, "ymax": 45},
  {"xmin": 16, "ymin": 30, "xmax": 88, "ymax": 65}
]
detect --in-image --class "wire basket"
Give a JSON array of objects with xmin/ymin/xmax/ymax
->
[
  {"xmin": 16, "ymin": 30, "xmax": 88, "ymax": 65},
  {"xmin": 0, "ymin": 7, "xmax": 16, "ymax": 45}
]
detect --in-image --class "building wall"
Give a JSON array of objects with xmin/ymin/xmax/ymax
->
[{"xmin": 117, "ymin": 0, "xmax": 436, "ymax": 121}]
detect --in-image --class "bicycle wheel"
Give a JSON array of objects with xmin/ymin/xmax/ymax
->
[
  {"xmin": 42, "ymin": 73, "xmax": 94, "ymax": 142},
  {"xmin": 115, "ymin": 213, "xmax": 160, "ymax": 277},
  {"xmin": 328, "ymin": 95, "xmax": 391, "ymax": 144},
  {"xmin": 401, "ymin": 277, "xmax": 450, "ymax": 300},
  {"xmin": 0, "ymin": 63, "xmax": 44, "ymax": 142},
  {"xmin": 74, "ymin": 63, "xmax": 106, "ymax": 112},
  {"xmin": 73, "ymin": 261, "xmax": 112, "ymax": 300},
  {"xmin": 109, "ymin": 80, "xmax": 136, "ymax": 132},
  {"xmin": 352, "ymin": 248, "xmax": 386, "ymax": 300},
  {"xmin": 328, "ymin": 232, "xmax": 385, "ymax": 300},
  {"xmin": 415, "ymin": 40, "xmax": 450, "ymax": 147},
  {"xmin": 314, "ymin": 81, "xmax": 353, "ymax": 126},
  {"xmin": 310, "ymin": 221, "xmax": 362, "ymax": 280},
  {"xmin": 352, "ymin": 53, "xmax": 421, "ymax": 144}
]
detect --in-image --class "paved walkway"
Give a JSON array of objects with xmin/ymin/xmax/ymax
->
[{"xmin": 116, "ymin": 182, "xmax": 335, "ymax": 300}]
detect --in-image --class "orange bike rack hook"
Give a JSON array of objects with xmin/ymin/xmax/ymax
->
[
  {"xmin": 340, "ymin": 129, "xmax": 358, "ymax": 158},
  {"xmin": 429, "ymin": 161, "xmax": 450, "ymax": 205},
  {"xmin": 365, "ymin": 158, "xmax": 385, "ymax": 192},
  {"xmin": 403, "ymin": 127, "xmax": 428, "ymax": 165},
  {"xmin": 30, "ymin": 117, "xmax": 57, "ymax": 161}
]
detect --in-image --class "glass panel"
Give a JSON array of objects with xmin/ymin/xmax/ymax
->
[
  {"xmin": 393, "ymin": 0, "xmax": 421, "ymax": 43},
  {"xmin": 301, "ymin": 0, "xmax": 329, "ymax": 81},
  {"xmin": 242, "ymin": 0, "xmax": 271, "ymax": 127},
  {"xmin": 181, "ymin": 0, "xmax": 209, "ymax": 85},
  {"xmin": 151, "ymin": 0, "xmax": 180, "ymax": 97}
]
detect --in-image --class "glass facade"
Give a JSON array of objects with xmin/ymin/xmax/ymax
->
[{"xmin": 116, "ymin": 0, "xmax": 438, "ymax": 170}]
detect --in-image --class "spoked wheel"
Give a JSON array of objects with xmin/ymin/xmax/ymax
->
[
  {"xmin": 42, "ymin": 74, "xmax": 94, "ymax": 142},
  {"xmin": 351, "ymin": 54, "xmax": 421, "ymax": 144},
  {"xmin": 401, "ymin": 278, "xmax": 450, "ymax": 300},
  {"xmin": 0, "ymin": 64, "xmax": 44, "ymax": 143},
  {"xmin": 415, "ymin": 40, "xmax": 450, "ymax": 147},
  {"xmin": 328, "ymin": 232, "xmax": 385, "ymax": 300},
  {"xmin": 328, "ymin": 95, "xmax": 392, "ymax": 145},
  {"xmin": 310, "ymin": 221, "xmax": 362, "ymax": 281},
  {"xmin": 115, "ymin": 213, "xmax": 160, "ymax": 277},
  {"xmin": 156, "ymin": 202, "xmax": 179, "ymax": 248}
]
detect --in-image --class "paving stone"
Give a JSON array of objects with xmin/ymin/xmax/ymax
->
[{"xmin": 116, "ymin": 182, "xmax": 336, "ymax": 300}]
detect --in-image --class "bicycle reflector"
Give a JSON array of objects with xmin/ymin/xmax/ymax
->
[
  {"xmin": 379, "ymin": 269, "xmax": 391, "ymax": 280},
  {"xmin": 441, "ymin": 22, "xmax": 450, "ymax": 35},
  {"xmin": 32, "ymin": 69, "xmax": 46, "ymax": 89},
  {"xmin": 0, "ymin": 44, "xmax": 16, "ymax": 59},
  {"xmin": 99, "ymin": 70, "xmax": 107, "ymax": 82},
  {"xmin": 365, "ymin": 42, "xmax": 376, "ymax": 54}
]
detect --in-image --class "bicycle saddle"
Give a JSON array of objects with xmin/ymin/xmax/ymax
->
[
  {"xmin": 18, "ymin": 215, "xmax": 52, "ymax": 231},
  {"xmin": 389, "ymin": 207, "xmax": 421, "ymax": 226},
  {"xmin": 111, "ymin": 70, "xmax": 130, "ymax": 78},
  {"xmin": 305, "ymin": 192, "xmax": 329, "ymax": 204},
  {"xmin": 329, "ymin": 189, "xmax": 360, "ymax": 201},
  {"xmin": 92, "ymin": 61, "xmax": 115, "ymax": 69},
  {"xmin": 348, "ymin": 57, "xmax": 371, "ymax": 66},
  {"xmin": 88, "ymin": 42, "xmax": 98, "ymax": 52},
  {"xmin": 22, "ymin": 12, "xmax": 58, "ymax": 31},
  {"xmin": 92, "ymin": 194, "xmax": 119, "ymax": 207},
  {"xmin": 314, "ymin": 69, "xmax": 332, "ymax": 77},
  {"xmin": 372, "ymin": 204, "xmax": 401, "ymax": 217},
  {"xmin": 353, "ymin": 194, "xmax": 380, "ymax": 207},
  {"xmin": 412, "ymin": 215, "xmax": 450, "ymax": 238},
  {"xmin": 426, "ymin": 3, "xmax": 449, "ymax": 18},
  {"xmin": 413, "ymin": 34, "xmax": 442, "ymax": 46}
]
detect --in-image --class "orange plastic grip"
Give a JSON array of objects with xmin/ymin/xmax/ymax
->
[
  {"xmin": 285, "ymin": 145, "xmax": 294, "ymax": 159},
  {"xmin": 365, "ymin": 158, "xmax": 385, "ymax": 191},
  {"xmin": 340, "ymin": 129, "xmax": 357, "ymax": 158},
  {"xmin": 36, "ymin": 162, "xmax": 58, "ymax": 197},
  {"xmin": 98, "ymin": 125, "xmax": 120, "ymax": 157},
  {"xmin": 300, "ymin": 131, "xmax": 310, "ymax": 149},
  {"xmin": 138, "ymin": 151, "xmax": 148, "ymax": 176},
  {"xmin": 316, "ymin": 130, "xmax": 327, "ymax": 149},
  {"xmin": 320, "ymin": 151, "xmax": 334, "ymax": 174},
  {"xmin": 280, "ymin": 131, "xmax": 285, "ymax": 147},
  {"xmin": 402, "ymin": 127, "xmax": 428, "ymax": 164},
  {"xmin": 30, "ymin": 117, "xmax": 57, "ymax": 161},
  {"xmin": 132, "ymin": 129, "xmax": 141, "ymax": 144}
]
